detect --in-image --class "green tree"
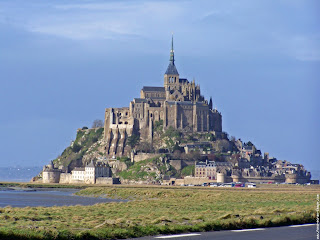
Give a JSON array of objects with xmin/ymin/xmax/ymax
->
[
  {"xmin": 72, "ymin": 143, "xmax": 81, "ymax": 153},
  {"xmin": 136, "ymin": 141, "xmax": 154, "ymax": 153},
  {"xmin": 154, "ymin": 120, "xmax": 163, "ymax": 133},
  {"xmin": 126, "ymin": 134, "xmax": 140, "ymax": 150}
]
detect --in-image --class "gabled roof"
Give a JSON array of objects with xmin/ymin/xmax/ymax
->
[
  {"xmin": 142, "ymin": 86, "xmax": 165, "ymax": 92},
  {"xmin": 87, "ymin": 160, "xmax": 95, "ymax": 167}
]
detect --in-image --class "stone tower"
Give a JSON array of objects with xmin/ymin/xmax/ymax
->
[{"xmin": 164, "ymin": 35, "xmax": 180, "ymax": 96}]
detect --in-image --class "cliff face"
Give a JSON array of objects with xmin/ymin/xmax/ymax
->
[
  {"xmin": 53, "ymin": 127, "xmax": 106, "ymax": 171},
  {"xmin": 39, "ymin": 126, "xmax": 197, "ymax": 183}
]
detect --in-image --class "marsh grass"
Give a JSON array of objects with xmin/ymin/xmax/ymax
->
[{"xmin": 0, "ymin": 184, "xmax": 318, "ymax": 239}]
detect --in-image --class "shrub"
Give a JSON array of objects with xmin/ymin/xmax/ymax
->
[
  {"xmin": 181, "ymin": 165, "xmax": 195, "ymax": 176},
  {"xmin": 72, "ymin": 143, "xmax": 82, "ymax": 153}
]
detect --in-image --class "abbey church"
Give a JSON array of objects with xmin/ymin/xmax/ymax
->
[{"xmin": 104, "ymin": 37, "xmax": 222, "ymax": 157}]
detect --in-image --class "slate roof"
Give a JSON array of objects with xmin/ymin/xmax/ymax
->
[
  {"xmin": 166, "ymin": 101, "xmax": 193, "ymax": 105},
  {"xmin": 87, "ymin": 160, "xmax": 95, "ymax": 167},
  {"xmin": 72, "ymin": 167, "xmax": 85, "ymax": 171},
  {"xmin": 179, "ymin": 78, "xmax": 188, "ymax": 83},
  {"xmin": 142, "ymin": 86, "xmax": 165, "ymax": 92},
  {"xmin": 134, "ymin": 98, "xmax": 147, "ymax": 103},
  {"xmin": 165, "ymin": 62, "xmax": 179, "ymax": 75}
]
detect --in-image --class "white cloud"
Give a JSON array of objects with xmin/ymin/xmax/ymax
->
[
  {"xmin": 25, "ymin": 1, "xmax": 186, "ymax": 40},
  {"xmin": 1, "ymin": 0, "xmax": 319, "ymax": 61}
]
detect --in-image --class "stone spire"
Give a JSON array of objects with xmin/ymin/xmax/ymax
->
[
  {"xmin": 170, "ymin": 34, "xmax": 175, "ymax": 65},
  {"xmin": 165, "ymin": 34, "xmax": 179, "ymax": 75}
]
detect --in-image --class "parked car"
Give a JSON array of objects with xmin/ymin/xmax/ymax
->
[
  {"xmin": 209, "ymin": 183, "xmax": 219, "ymax": 187},
  {"xmin": 235, "ymin": 183, "xmax": 245, "ymax": 187}
]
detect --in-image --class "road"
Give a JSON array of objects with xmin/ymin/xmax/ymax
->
[{"xmin": 127, "ymin": 224, "xmax": 316, "ymax": 240}]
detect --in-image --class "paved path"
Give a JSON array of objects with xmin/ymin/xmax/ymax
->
[{"xmin": 127, "ymin": 224, "xmax": 316, "ymax": 240}]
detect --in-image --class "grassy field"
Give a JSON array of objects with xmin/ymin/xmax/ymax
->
[{"xmin": 0, "ymin": 183, "xmax": 318, "ymax": 239}]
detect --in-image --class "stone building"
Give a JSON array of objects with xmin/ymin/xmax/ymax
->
[
  {"xmin": 71, "ymin": 161, "xmax": 112, "ymax": 184},
  {"xmin": 194, "ymin": 161, "xmax": 233, "ymax": 180},
  {"xmin": 104, "ymin": 37, "xmax": 222, "ymax": 157},
  {"xmin": 42, "ymin": 161, "xmax": 62, "ymax": 183},
  {"xmin": 42, "ymin": 160, "xmax": 114, "ymax": 184}
]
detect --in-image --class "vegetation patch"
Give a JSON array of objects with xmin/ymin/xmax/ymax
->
[
  {"xmin": 0, "ymin": 185, "xmax": 318, "ymax": 239},
  {"xmin": 52, "ymin": 128, "xmax": 104, "ymax": 168}
]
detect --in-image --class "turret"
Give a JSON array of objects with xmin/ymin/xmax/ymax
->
[{"xmin": 209, "ymin": 97, "xmax": 213, "ymax": 110}]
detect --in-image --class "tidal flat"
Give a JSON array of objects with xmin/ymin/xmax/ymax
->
[
  {"xmin": 0, "ymin": 187, "xmax": 125, "ymax": 208},
  {"xmin": 0, "ymin": 183, "xmax": 318, "ymax": 240}
]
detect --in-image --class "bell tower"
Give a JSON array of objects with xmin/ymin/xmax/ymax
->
[{"xmin": 164, "ymin": 35, "xmax": 179, "ymax": 95}]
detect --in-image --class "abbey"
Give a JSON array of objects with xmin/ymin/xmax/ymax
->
[{"xmin": 104, "ymin": 37, "xmax": 222, "ymax": 157}]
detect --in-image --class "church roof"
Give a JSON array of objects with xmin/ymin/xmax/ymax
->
[
  {"xmin": 165, "ymin": 62, "xmax": 179, "ymax": 75},
  {"xmin": 167, "ymin": 101, "xmax": 193, "ymax": 105},
  {"xmin": 142, "ymin": 86, "xmax": 165, "ymax": 92},
  {"xmin": 179, "ymin": 78, "xmax": 188, "ymax": 83},
  {"xmin": 134, "ymin": 98, "xmax": 148, "ymax": 103}
]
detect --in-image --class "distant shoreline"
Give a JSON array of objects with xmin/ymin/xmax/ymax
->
[{"xmin": 0, "ymin": 182, "xmax": 86, "ymax": 189}]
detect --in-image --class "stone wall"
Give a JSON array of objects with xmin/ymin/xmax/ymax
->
[
  {"xmin": 169, "ymin": 160, "xmax": 195, "ymax": 171},
  {"xmin": 59, "ymin": 173, "xmax": 72, "ymax": 184},
  {"xmin": 183, "ymin": 176, "xmax": 213, "ymax": 185},
  {"xmin": 96, "ymin": 177, "xmax": 113, "ymax": 185},
  {"xmin": 231, "ymin": 175, "xmax": 286, "ymax": 183},
  {"xmin": 163, "ymin": 176, "xmax": 215, "ymax": 185},
  {"xmin": 285, "ymin": 174, "xmax": 310, "ymax": 184},
  {"xmin": 96, "ymin": 177, "xmax": 121, "ymax": 185},
  {"xmin": 133, "ymin": 153, "xmax": 160, "ymax": 162},
  {"xmin": 42, "ymin": 171, "xmax": 61, "ymax": 183}
]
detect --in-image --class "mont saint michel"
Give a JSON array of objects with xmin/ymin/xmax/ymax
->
[
  {"xmin": 1, "ymin": 1, "xmax": 318, "ymax": 239},
  {"xmin": 36, "ymin": 37, "xmax": 312, "ymax": 186}
]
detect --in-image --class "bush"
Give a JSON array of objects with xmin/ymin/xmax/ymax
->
[
  {"xmin": 82, "ymin": 126, "xmax": 88, "ymax": 130},
  {"xmin": 72, "ymin": 143, "xmax": 82, "ymax": 153},
  {"xmin": 92, "ymin": 119, "xmax": 104, "ymax": 128},
  {"xmin": 181, "ymin": 165, "xmax": 195, "ymax": 176}
]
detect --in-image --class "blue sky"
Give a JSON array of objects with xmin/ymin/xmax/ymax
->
[{"xmin": 0, "ymin": 0, "xmax": 319, "ymax": 176}]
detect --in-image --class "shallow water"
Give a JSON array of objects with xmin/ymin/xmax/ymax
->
[{"xmin": 0, "ymin": 188, "xmax": 124, "ymax": 207}]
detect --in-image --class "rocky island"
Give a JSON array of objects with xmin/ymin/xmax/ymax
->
[{"xmin": 34, "ymin": 37, "xmax": 312, "ymax": 185}]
